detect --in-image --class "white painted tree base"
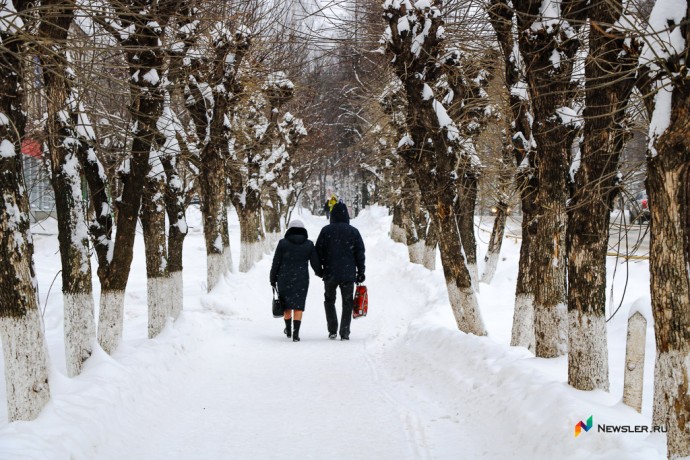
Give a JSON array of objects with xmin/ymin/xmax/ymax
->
[
  {"xmin": 568, "ymin": 310, "xmax": 609, "ymax": 391},
  {"xmin": 447, "ymin": 282, "xmax": 487, "ymax": 336},
  {"xmin": 422, "ymin": 245, "xmax": 436, "ymax": 270},
  {"xmin": 468, "ymin": 263, "xmax": 479, "ymax": 293},
  {"xmin": 408, "ymin": 241, "xmax": 424, "ymax": 265},
  {"xmin": 148, "ymin": 276, "xmax": 172, "ymax": 339},
  {"xmin": 98, "ymin": 290, "xmax": 125, "ymax": 355},
  {"xmin": 207, "ymin": 253, "xmax": 228, "ymax": 292},
  {"xmin": 240, "ymin": 241, "xmax": 264, "ymax": 273},
  {"xmin": 64, "ymin": 292, "xmax": 95, "ymax": 377},
  {"xmin": 390, "ymin": 224, "xmax": 406, "ymax": 245},
  {"xmin": 266, "ymin": 232, "xmax": 281, "ymax": 249},
  {"xmin": 653, "ymin": 349, "xmax": 690, "ymax": 457},
  {"xmin": 534, "ymin": 302, "xmax": 568, "ymax": 357},
  {"xmin": 510, "ymin": 294, "xmax": 535, "ymax": 352},
  {"xmin": 0, "ymin": 308, "xmax": 51, "ymax": 421},
  {"xmin": 481, "ymin": 251, "xmax": 499, "ymax": 284},
  {"xmin": 170, "ymin": 271, "xmax": 183, "ymax": 320},
  {"xmin": 224, "ymin": 247, "xmax": 234, "ymax": 275}
]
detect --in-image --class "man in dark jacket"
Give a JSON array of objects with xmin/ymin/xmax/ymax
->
[{"xmin": 315, "ymin": 202, "xmax": 365, "ymax": 340}]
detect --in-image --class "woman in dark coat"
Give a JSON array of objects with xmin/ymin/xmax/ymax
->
[{"xmin": 270, "ymin": 220, "xmax": 322, "ymax": 341}]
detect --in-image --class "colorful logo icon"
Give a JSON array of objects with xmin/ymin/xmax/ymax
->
[{"xmin": 575, "ymin": 416, "xmax": 593, "ymax": 437}]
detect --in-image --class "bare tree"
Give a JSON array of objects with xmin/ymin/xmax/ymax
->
[
  {"xmin": 639, "ymin": 0, "xmax": 690, "ymax": 455},
  {"xmin": 566, "ymin": 0, "xmax": 639, "ymax": 391},
  {"xmin": 486, "ymin": 0, "xmax": 537, "ymax": 351},
  {"xmin": 512, "ymin": 0, "xmax": 588, "ymax": 357},
  {"xmin": 382, "ymin": 1, "xmax": 486, "ymax": 335},
  {"xmin": 37, "ymin": 0, "xmax": 96, "ymax": 375},
  {"xmin": 0, "ymin": 0, "xmax": 51, "ymax": 420},
  {"xmin": 185, "ymin": 19, "xmax": 250, "ymax": 290}
]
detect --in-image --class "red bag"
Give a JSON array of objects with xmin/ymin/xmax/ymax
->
[{"xmin": 353, "ymin": 285, "xmax": 368, "ymax": 318}]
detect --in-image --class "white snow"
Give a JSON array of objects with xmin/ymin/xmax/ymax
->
[
  {"xmin": 647, "ymin": 79, "xmax": 673, "ymax": 156},
  {"xmin": 0, "ymin": 0, "xmax": 24, "ymax": 34},
  {"xmin": 0, "ymin": 139, "xmax": 16, "ymax": 158},
  {"xmin": 142, "ymin": 69, "xmax": 160, "ymax": 86},
  {"xmin": 0, "ymin": 207, "xmax": 666, "ymax": 459},
  {"xmin": 639, "ymin": 0, "xmax": 687, "ymax": 69}
]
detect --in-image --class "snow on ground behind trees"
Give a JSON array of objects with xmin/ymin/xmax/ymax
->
[{"xmin": 0, "ymin": 206, "xmax": 664, "ymax": 459}]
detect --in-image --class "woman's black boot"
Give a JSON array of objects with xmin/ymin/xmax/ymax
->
[
  {"xmin": 284, "ymin": 318, "xmax": 292, "ymax": 338},
  {"xmin": 293, "ymin": 320, "xmax": 301, "ymax": 342}
]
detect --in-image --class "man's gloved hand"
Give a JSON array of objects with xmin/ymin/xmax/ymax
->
[{"xmin": 356, "ymin": 273, "xmax": 365, "ymax": 284}]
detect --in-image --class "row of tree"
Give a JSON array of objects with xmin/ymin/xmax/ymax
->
[
  {"xmin": 351, "ymin": 0, "xmax": 687, "ymax": 456},
  {"xmin": 0, "ymin": 0, "xmax": 688, "ymax": 456},
  {"xmin": 299, "ymin": 0, "xmax": 688, "ymax": 457},
  {"xmin": 0, "ymin": 0, "xmax": 315, "ymax": 424}
]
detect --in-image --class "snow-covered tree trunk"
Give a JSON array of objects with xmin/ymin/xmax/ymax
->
[
  {"xmin": 457, "ymin": 172, "xmax": 479, "ymax": 290},
  {"xmin": 38, "ymin": 0, "xmax": 96, "ymax": 376},
  {"xmin": 482, "ymin": 202, "xmax": 508, "ymax": 284},
  {"xmin": 640, "ymin": 1, "xmax": 690, "ymax": 453},
  {"xmin": 237, "ymin": 205, "xmax": 264, "ymax": 273},
  {"xmin": 513, "ymin": 0, "xmax": 588, "ymax": 358},
  {"xmin": 94, "ymin": 1, "xmax": 175, "ymax": 353},
  {"xmin": 187, "ymin": 25, "xmax": 249, "ymax": 290},
  {"xmin": 263, "ymin": 186, "xmax": 283, "ymax": 244},
  {"xmin": 481, "ymin": 140, "xmax": 513, "ymax": 284},
  {"xmin": 422, "ymin": 216, "xmax": 437, "ymax": 270},
  {"xmin": 140, "ymin": 161, "xmax": 170, "ymax": 338},
  {"xmin": 161, "ymin": 156, "xmax": 187, "ymax": 319},
  {"xmin": 382, "ymin": 1, "xmax": 485, "ymax": 335},
  {"xmin": 390, "ymin": 201, "xmax": 406, "ymax": 244},
  {"xmin": 0, "ymin": 0, "xmax": 51, "ymax": 419},
  {"xmin": 435, "ymin": 203, "xmax": 487, "ymax": 336},
  {"xmin": 401, "ymin": 176, "xmax": 426, "ymax": 265},
  {"xmin": 158, "ymin": 12, "xmax": 195, "ymax": 320},
  {"xmin": 566, "ymin": 0, "xmax": 638, "ymax": 391},
  {"xmin": 486, "ymin": 0, "xmax": 537, "ymax": 351}
]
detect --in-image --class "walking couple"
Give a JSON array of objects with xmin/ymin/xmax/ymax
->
[{"xmin": 269, "ymin": 202, "xmax": 366, "ymax": 342}]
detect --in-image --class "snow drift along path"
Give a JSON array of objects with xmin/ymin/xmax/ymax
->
[{"xmin": 0, "ymin": 206, "xmax": 663, "ymax": 459}]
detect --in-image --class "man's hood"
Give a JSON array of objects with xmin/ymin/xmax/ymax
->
[{"xmin": 330, "ymin": 202, "xmax": 350, "ymax": 224}]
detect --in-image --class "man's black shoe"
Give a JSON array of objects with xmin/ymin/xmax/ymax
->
[{"xmin": 328, "ymin": 333, "xmax": 337, "ymax": 340}]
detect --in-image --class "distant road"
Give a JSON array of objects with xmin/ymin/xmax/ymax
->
[{"xmin": 476, "ymin": 213, "xmax": 650, "ymax": 260}]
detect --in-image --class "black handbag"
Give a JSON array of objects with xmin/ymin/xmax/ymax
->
[{"xmin": 272, "ymin": 287, "xmax": 283, "ymax": 318}]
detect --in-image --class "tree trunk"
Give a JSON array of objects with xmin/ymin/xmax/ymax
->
[
  {"xmin": 530, "ymin": 134, "xmax": 568, "ymax": 358},
  {"xmin": 161, "ymin": 155, "xmax": 187, "ymax": 320},
  {"xmin": 187, "ymin": 33, "xmax": 249, "ymax": 289},
  {"xmin": 200, "ymin": 150, "xmax": 230, "ymax": 289},
  {"xmin": 264, "ymin": 186, "xmax": 283, "ymax": 245},
  {"xmin": 0, "ymin": 0, "xmax": 51, "ymax": 416},
  {"xmin": 38, "ymin": 0, "xmax": 95, "ymax": 377},
  {"xmin": 390, "ymin": 200, "xmax": 406, "ymax": 244},
  {"xmin": 482, "ymin": 205, "xmax": 508, "ymax": 284},
  {"xmin": 433, "ymin": 201, "xmax": 487, "ymax": 336},
  {"xmin": 401, "ymin": 176, "xmax": 426, "ymax": 264},
  {"xmin": 423, "ymin": 216, "xmax": 438, "ymax": 270},
  {"xmin": 486, "ymin": 0, "xmax": 538, "ymax": 352},
  {"xmin": 481, "ymin": 142, "xmax": 513, "ymax": 284},
  {"xmin": 458, "ymin": 172, "xmax": 479, "ymax": 289},
  {"xmin": 141, "ymin": 171, "xmax": 170, "ymax": 338},
  {"xmin": 647, "ymin": 82, "xmax": 690, "ymax": 458},
  {"xmin": 237, "ymin": 205, "xmax": 265, "ymax": 273},
  {"xmin": 514, "ymin": 0, "xmax": 588, "ymax": 357},
  {"xmin": 566, "ymin": 2, "xmax": 637, "ymax": 391}
]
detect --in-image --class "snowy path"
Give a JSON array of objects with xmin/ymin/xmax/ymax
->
[{"xmin": 0, "ymin": 207, "xmax": 663, "ymax": 459}]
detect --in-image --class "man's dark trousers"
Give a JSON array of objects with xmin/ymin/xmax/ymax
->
[{"xmin": 324, "ymin": 279, "xmax": 354, "ymax": 337}]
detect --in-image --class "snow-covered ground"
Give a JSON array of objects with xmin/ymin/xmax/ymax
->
[{"xmin": 0, "ymin": 206, "xmax": 664, "ymax": 459}]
